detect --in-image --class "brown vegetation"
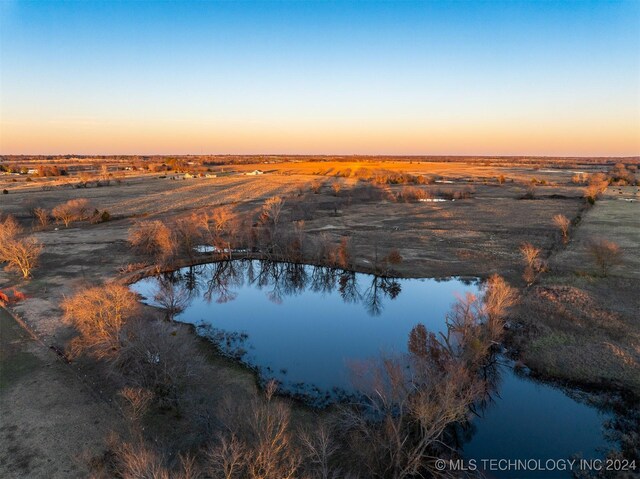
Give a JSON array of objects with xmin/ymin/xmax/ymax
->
[
  {"xmin": 553, "ymin": 214, "xmax": 571, "ymax": 243},
  {"xmin": 519, "ymin": 242, "xmax": 544, "ymax": 284},
  {"xmin": 62, "ymin": 284, "xmax": 139, "ymax": 359},
  {"xmin": 0, "ymin": 215, "xmax": 43, "ymax": 278},
  {"xmin": 587, "ymin": 238, "xmax": 624, "ymax": 277},
  {"xmin": 52, "ymin": 198, "xmax": 92, "ymax": 226},
  {"xmin": 128, "ymin": 220, "xmax": 176, "ymax": 265}
]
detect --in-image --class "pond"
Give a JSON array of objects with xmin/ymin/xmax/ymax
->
[{"xmin": 131, "ymin": 260, "xmax": 613, "ymax": 478}]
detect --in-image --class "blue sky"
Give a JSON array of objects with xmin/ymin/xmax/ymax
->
[{"xmin": 1, "ymin": 0, "xmax": 639, "ymax": 155}]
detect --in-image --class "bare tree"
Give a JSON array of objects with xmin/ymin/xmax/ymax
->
[
  {"xmin": 212, "ymin": 207, "xmax": 237, "ymax": 258},
  {"xmin": 34, "ymin": 207, "xmax": 50, "ymax": 229},
  {"xmin": 0, "ymin": 217, "xmax": 42, "ymax": 278},
  {"xmin": 553, "ymin": 214, "xmax": 571, "ymax": 244},
  {"xmin": 62, "ymin": 283, "xmax": 139, "ymax": 359},
  {"xmin": 344, "ymin": 350, "xmax": 481, "ymax": 479},
  {"xmin": 119, "ymin": 387, "xmax": 154, "ymax": 423},
  {"xmin": 0, "ymin": 236, "xmax": 43, "ymax": 279},
  {"xmin": 310, "ymin": 180, "xmax": 323, "ymax": 194},
  {"xmin": 584, "ymin": 173, "xmax": 609, "ymax": 204},
  {"xmin": 128, "ymin": 220, "xmax": 176, "ymax": 265},
  {"xmin": 174, "ymin": 216, "xmax": 203, "ymax": 261},
  {"xmin": 335, "ymin": 237, "xmax": 351, "ymax": 269},
  {"xmin": 209, "ymin": 381, "xmax": 301, "ymax": 479},
  {"xmin": 299, "ymin": 420, "xmax": 340, "ymax": 479},
  {"xmin": 109, "ymin": 438, "xmax": 170, "ymax": 479},
  {"xmin": 260, "ymin": 196, "xmax": 284, "ymax": 235},
  {"xmin": 207, "ymin": 434, "xmax": 246, "ymax": 479},
  {"xmin": 520, "ymin": 242, "xmax": 543, "ymax": 284},
  {"xmin": 588, "ymin": 238, "xmax": 624, "ymax": 277},
  {"xmin": 344, "ymin": 276, "xmax": 515, "ymax": 478},
  {"xmin": 115, "ymin": 319, "xmax": 207, "ymax": 409},
  {"xmin": 0, "ymin": 215, "xmax": 22, "ymax": 241},
  {"xmin": 52, "ymin": 198, "xmax": 91, "ymax": 227},
  {"xmin": 482, "ymin": 274, "xmax": 518, "ymax": 342},
  {"xmin": 245, "ymin": 381, "xmax": 300, "ymax": 479}
]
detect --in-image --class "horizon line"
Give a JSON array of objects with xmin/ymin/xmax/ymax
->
[{"xmin": 2, "ymin": 153, "xmax": 639, "ymax": 159}]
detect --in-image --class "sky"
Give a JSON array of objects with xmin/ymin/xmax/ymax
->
[{"xmin": 1, "ymin": 0, "xmax": 639, "ymax": 156}]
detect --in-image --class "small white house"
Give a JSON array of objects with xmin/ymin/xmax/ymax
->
[
  {"xmin": 27, "ymin": 168, "xmax": 39, "ymax": 175},
  {"xmin": 245, "ymin": 169, "xmax": 264, "ymax": 176},
  {"xmin": 205, "ymin": 173, "xmax": 217, "ymax": 178}
]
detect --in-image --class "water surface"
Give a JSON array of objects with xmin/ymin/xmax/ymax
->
[{"xmin": 131, "ymin": 260, "xmax": 611, "ymax": 477}]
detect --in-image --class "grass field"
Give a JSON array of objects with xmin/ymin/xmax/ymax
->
[{"xmin": 1, "ymin": 157, "xmax": 638, "ymax": 477}]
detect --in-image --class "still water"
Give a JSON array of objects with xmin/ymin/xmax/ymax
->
[{"xmin": 131, "ymin": 260, "xmax": 612, "ymax": 478}]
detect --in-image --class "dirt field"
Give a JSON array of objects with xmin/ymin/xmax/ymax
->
[{"xmin": 1, "ymin": 158, "xmax": 638, "ymax": 477}]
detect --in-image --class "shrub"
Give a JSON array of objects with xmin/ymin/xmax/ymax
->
[
  {"xmin": 34, "ymin": 208, "xmax": 50, "ymax": 228},
  {"xmin": 52, "ymin": 198, "xmax": 92, "ymax": 227},
  {"xmin": 0, "ymin": 215, "xmax": 22, "ymax": 241},
  {"xmin": 206, "ymin": 381, "xmax": 301, "ymax": 479},
  {"xmin": 128, "ymin": 220, "xmax": 176, "ymax": 264},
  {"xmin": 0, "ymin": 217, "xmax": 42, "ymax": 279},
  {"xmin": 62, "ymin": 284, "xmax": 139, "ymax": 359},
  {"xmin": 2, "ymin": 189, "xmax": 7, "ymax": 194},
  {"xmin": 587, "ymin": 239, "xmax": 624, "ymax": 277},
  {"xmin": 552, "ymin": 214, "xmax": 571, "ymax": 243},
  {"xmin": 396, "ymin": 186, "xmax": 429, "ymax": 202},
  {"xmin": 385, "ymin": 249, "xmax": 403, "ymax": 265},
  {"xmin": 522, "ymin": 184, "xmax": 537, "ymax": 199},
  {"xmin": 310, "ymin": 180, "xmax": 322, "ymax": 194},
  {"xmin": 520, "ymin": 243, "xmax": 544, "ymax": 284},
  {"xmin": 584, "ymin": 173, "xmax": 609, "ymax": 203},
  {"xmin": 114, "ymin": 319, "xmax": 206, "ymax": 409},
  {"xmin": 0, "ymin": 236, "xmax": 43, "ymax": 279}
]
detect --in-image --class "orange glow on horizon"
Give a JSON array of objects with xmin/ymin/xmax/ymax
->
[{"xmin": 2, "ymin": 117, "xmax": 638, "ymax": 157}]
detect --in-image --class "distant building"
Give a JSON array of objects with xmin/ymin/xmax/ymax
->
[
  {"xmin": 27, "ymin": 168, "xmax": 39, "ymax": 175},
  {"xmin": 205, "ymin": 173, "xmax": 217, "ymax": 178},
  {"xmin": 245, "ymin": 169, "xmax": 264, "ymax": 176},
  {"xmin": 183, "ymin": 173, "xmax": 195, "ymax": 179}
]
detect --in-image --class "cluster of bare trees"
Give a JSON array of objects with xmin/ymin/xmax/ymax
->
[
  {"xmin": 341, "ymin": 275, "xmax": 517, "ymax": 478},
  {"xmin": 26, "ymin": 198, "xmax": 110, "ymax": 229},
  {"xmin": 52, "ymin": 198, "xmax": 92, "ymax": 226},
  {"xmin": 127, "ymin": 196, "xmax": 361, "ymax": 272},
  {"xmin": 129, "ymin": 220, "xmax": 176, "ymax": 265},
  {"xmin": 89, "ymin": 273, "xmax": 516, "ymax": 479},
  {"xmin": 67, "ymin": 245, "xmax": 518, "ymax": 478},
  {"xmin": 128, "ymin": 206, "xmax": 242, "ymax": 267},
  {"xmin": 608, "ymin": 163, "xmax": 638, "ymax": 186},
  {"xmin": 0, "ymin": 215, "xmax": 43, "ymax": 279},
  {"xmin": 62, "ymin": 283, "xmax": 206, "ymax": 413},
  {"xmin": 583, "ymin": 173, "xmax": 609, "ymax": 204},
  {"xmin": 522, "ymin": 214, "xmax": 623, "ymax": 279}
]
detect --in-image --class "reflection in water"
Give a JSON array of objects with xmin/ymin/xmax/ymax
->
[
  {"xmin": 159, "ymin": 260, "xmax": 404, "ymax": 316},
  {"xmin": 131, "ymin": 261, "xmax": 615, "ymax": 477},
  {"xmin": 132, "ymin": 260, "xmax": 476, "ymax": 406}
]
